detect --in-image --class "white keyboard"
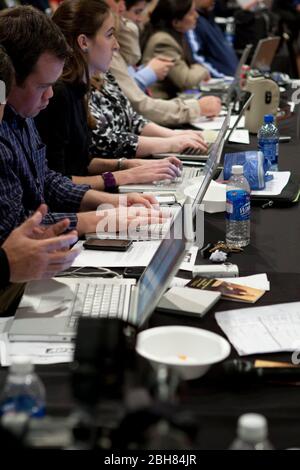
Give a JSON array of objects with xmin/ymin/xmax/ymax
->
[
  {"xmin": 86, "ymin": 205, "xmax": 181, "ymax": 241},
  {"xmin": 68, "ymin": 282, "xmax": 130, "ymax": 329}
]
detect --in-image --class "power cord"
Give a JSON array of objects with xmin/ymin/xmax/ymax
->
[{"xmin": 55, "ymin": 266, "xmax": 123, "ymax": 279}]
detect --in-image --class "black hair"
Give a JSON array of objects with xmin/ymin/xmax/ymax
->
[
  {"xmin": 125, "ymin": 0, "xmax": 151, "ymax": 9},
  {"xmin": 150, "ymin": 0, "xmax": 193, "ymax": 31},
  {"xmin": 141, "ymin": 0, "xmax": 193, "ymax": 53}
]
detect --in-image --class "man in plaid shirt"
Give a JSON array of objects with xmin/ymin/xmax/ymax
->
[{"xmin": 0, "ymin": 6, "xmax": 159, "ymax": 244}]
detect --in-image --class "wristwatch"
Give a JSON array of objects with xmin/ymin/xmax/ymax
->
[
  {"xmin": 102, "ymin": 172, "xmax": 118, "ymax": 193},
  {"xmin": 117, "ymin": 157, "xmax": 127, "ymax": 171}
]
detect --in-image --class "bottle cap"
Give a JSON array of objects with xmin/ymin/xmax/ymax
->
[
  {"xmin": 231, "ymin": 165, "xmax": 244, "ymax": 175},
  {"xmin": 237, "ymin": 413, "xmax": 268, "ymax": 443},
  {"xmin": 264, "ymin": 114, "xmax": 274, "ymax": 124},
  {"xmin": 11, "ymin": 356, "xmax": 34, "ymax": 374}
]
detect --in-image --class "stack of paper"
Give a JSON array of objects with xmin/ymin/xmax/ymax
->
[{"xmin": 216, "ymin": 302, "xmax": 300, "ymax": 356}]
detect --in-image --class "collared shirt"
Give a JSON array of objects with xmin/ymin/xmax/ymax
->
[
  {"xmin": 128, "ymin": 64, "xmax": 157, "ymax": 92},
  {"xmin": 0, "ymin": 105, "xmax": 90, "ymax": 243}
]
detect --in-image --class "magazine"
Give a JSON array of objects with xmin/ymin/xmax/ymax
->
[{"xmin": 186, "ymin": 277, "xmax": 265, "ymax": 303}]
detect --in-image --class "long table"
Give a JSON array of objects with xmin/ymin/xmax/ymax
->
[{"xmin": 1, "ymin": 105, "xmax": 300, "ymax": 450}]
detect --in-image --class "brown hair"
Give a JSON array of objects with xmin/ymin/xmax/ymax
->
[
  {"xmin": 52, "ymin": 0, "xmax": 110, "ymax": 86},
  {"xmin": 52, "ymin": 0, "xmax": 110, "ymax": 127},
  {"xmin": 0, "ymin": 46, "xmax": 14, "ymax": 97},
  {"xmin": 0, "ymin": 6, "xmax": 70, "ymax": 86}
]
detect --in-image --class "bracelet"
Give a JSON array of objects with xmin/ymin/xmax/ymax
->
[
  {"xmin": 102, "ymin": 172, "xmax": 118, "ymax": 193},
  {"xmin": 117, "ymin": 157, "xmax": 127, "ymax": 171}
]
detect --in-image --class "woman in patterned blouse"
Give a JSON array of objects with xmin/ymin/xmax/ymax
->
[{"xmin": 47, "ymin": 0, "xmax": 211, "ymax": 190}]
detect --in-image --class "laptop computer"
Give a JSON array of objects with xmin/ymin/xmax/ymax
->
[
  {"xmin": 118, "ymin": 103, "xmax": 235, "ymax": 194},
  {"xmin": 147, "ymin": 91, "xmax": 251, "ymax": 166},
  {"xmin": 8, "ymin": 208, "xmax": 189, "ymax": 342},
  {"xmin": 250, "ymin": 37, "xmax": 280, "ymax": 72},
  {"xmin": 84, "ymin": 106, "xmax": 233, "ymax": 243}
]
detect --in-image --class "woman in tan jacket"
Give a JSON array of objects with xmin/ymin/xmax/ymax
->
[{"xmin": 142, "ymin": 0, "xmax": 210, "ymax": 100}]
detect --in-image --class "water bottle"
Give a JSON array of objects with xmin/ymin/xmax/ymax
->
[
  {"xmin": 229, "ymin": 413, "xmax": 274, "ymax": 450},
  {"xmin": 225, "ymin": 17, "xmax": 235, "ymax": 47},
  {"xmin": 0, "ymin": 356, "xmax": 46, "ymax": 418},
  {"xmin": 226, "ymin": 165, "xmax": 250, "ymax": 248},
  {"xmin": 257, "ymin": 114, "xmax": 279, "ymax": 171}
]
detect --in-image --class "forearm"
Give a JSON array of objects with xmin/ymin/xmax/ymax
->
[
  {"xmin": 72, "ymin": 174, "xmax": 104, "ymax": 191},
  {"xmin": 136, "ymin": 136, "xmax": 174, "ymax": 156},
  {"xmin": 76, "ymin": 212, "xmax": 100, "ymax": 236},
  {"xmin": 141, "ymin": 122, "xmax": 174, "ymax": 138},
  {"xmin": 87, "ymin": 157, "xmax": 118, "ymax": 175},
  {"xmin": 74, "ymin": 162, "xmax": 143, "ymax": 189},
  {"xmin": 79, "ymin": 189, "xmax": 119, "ymax": 212}
]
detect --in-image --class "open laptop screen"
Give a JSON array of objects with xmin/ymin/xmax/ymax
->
[
  {"xmin": 136, "ymin": 209, "xmax": 186, "ymax": 326},
  {"xmin": 250, "ymin": 37, "xmax": 280, "ymax": 72},
  {"xmin": 191, "ymin": 104, "xmax": 233, "ymax": 216}
]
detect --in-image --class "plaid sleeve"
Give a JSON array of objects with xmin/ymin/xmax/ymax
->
[
  {"xmin": 0, "ymin": 142, "xmax": 30, "ymax": 243},
  {"xmin": 43, "ymin": 164, "xmax": 91, "ymax": 214}
]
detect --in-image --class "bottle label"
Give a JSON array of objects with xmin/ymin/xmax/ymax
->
[
  {"xmin": 258, "ymin": 138, "xmax": 279, "ymax": 165},
  {"xmin": 0, "ymin": 396, "xmax": 45, "ymax": 418},
  {"xmin": 226, "ymin": 190, "xmax": 250, "ymax": 221}
]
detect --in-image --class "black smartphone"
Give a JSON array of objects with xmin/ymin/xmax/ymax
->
[
  {"xmin": 123, "ymin": 267, "xmax": 145, "ymax": 280},
  {"xmin": 83, "ymin": 239, "xmax": 133, "ymax": 251}
]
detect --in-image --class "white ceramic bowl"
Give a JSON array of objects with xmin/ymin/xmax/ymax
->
[{"xmin": 136, "ymin": 326, "xmax": 231, "ymax": 380}]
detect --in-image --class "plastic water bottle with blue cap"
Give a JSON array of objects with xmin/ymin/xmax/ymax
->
[
  {"xmin": 226, "ymin": 165, "xmax": 250, "ymax": 248},
  {"xmin": 0, "ymin": 356, "xmax": 46, "ymax": 418},
  {"xmin": 257, "ymin": 114, "xmax": 279, "ymax": 171}
]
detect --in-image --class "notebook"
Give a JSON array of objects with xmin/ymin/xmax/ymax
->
[{"xmin": 8, "ymin": 208, "xmax": 189, "ymax": 342}]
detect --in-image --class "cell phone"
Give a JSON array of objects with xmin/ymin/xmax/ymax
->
[
  {"xmin": 123, "ymin": 267, "xmax": 145, "ymax": 280},
  {"xmin": 83, "ymin": 239, "xmax": 133, "ymax": 251}
]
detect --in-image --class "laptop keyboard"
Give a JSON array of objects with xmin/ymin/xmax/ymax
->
[
  {"xmin": 181, "ymin": 166, "xmax": 204, "ymax": 180},
  {"xmin": 180, "ymin": 141, "xmax": 213, "ymax": 156},
  {"xmin": 68, "ymin": 282, "xmax": 130, "ymax": 329}
]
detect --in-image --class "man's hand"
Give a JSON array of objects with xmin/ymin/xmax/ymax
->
[
  {"xmin": 148, "ymin": 56, "xmax": 175, "ymax": 81},
  {"xmin": 77, "ymin": 206, "xmax": 169, "ymax": 236},
  {"xmin": 198, "ymin": 96, "xmax": 222, "ymax": 117},
  {"xmin": 122, "ymin": 193, "xmax": 158, "ymax": 207},
  {"xmin": 115, "ymin": 158, "xmax": 182, "ymax": 184},
  {"xmin": 2, "ymin": 205, "xmax": 79, "ymax": 282}
]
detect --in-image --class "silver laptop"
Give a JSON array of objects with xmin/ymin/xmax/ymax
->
[
  {"xmin": 8, "ymin": 208, "xmax": 189, "ymax": 342},
  {"xmin": 250, "ymin": 37, "xmax": 280, "ymax": 72},
  {"xmin": 146, "ymin": 91, "xmax": 251, "ymax": 167},
  {"xmin": 118, "ymin": 102, "xmax": 235, "ymax": 194}
]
